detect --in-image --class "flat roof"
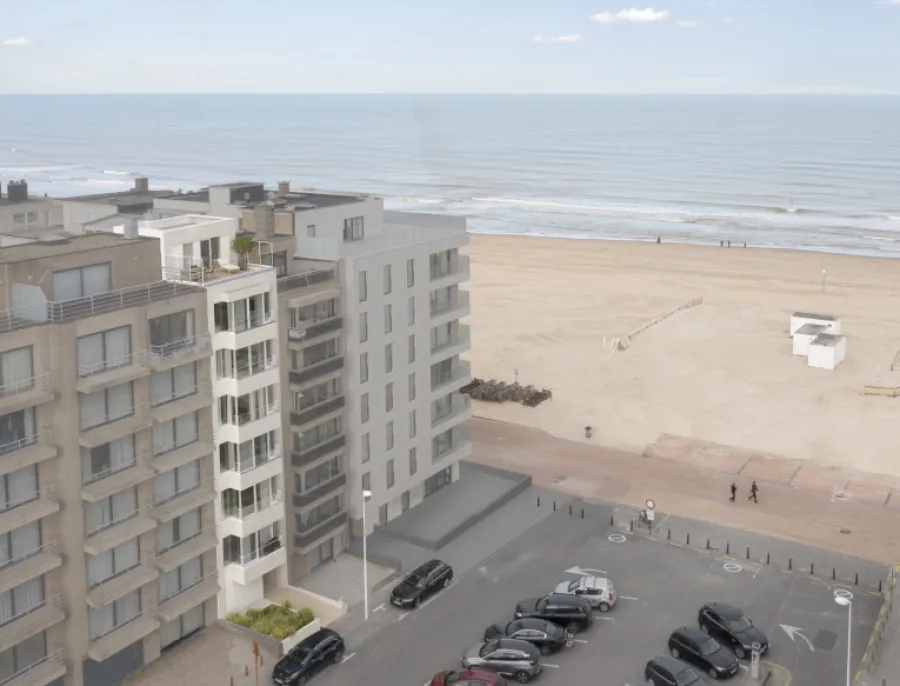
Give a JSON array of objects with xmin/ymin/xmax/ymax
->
[
  {"xmin": 168, "ymin": 184, "xmax": 371, "ymax": 211},
  {"xmin": 796, "ymin": 323, "xmax": 827, "ymax": 335},
  {"xmin": 0, "ymin": 232, "xmax": 156, "ymax": 263},
  {"xmin": 812, "ymin": 333, "xmax": 845, "ymax": 347},
  {"xmin": 142, "ymin": 215, "xmax": 225, "ymax": 232},
  {"xmin": 0, "ymin": 196, "xmax": 49, "ymax": 207},
  {"xmin": 60, "ymin": 189, "xmax": 173, "ymax": 206},
  {"xmin": 793, "ymin": 312, "xmax": 837, "ymax": 321}
]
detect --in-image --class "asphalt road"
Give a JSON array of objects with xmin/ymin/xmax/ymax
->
[{"xmin": 309, "ymin": 501, "xmax": 884, "ymax": 686}]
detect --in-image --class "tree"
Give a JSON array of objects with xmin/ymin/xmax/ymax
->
[{"xmin": 231, "ymin": 234, "xmax": 255, "ymax": 270}]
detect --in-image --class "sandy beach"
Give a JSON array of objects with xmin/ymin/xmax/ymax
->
[{"xmin": 464, "ymin": 235, "xmax": 900, "ymax": 477}]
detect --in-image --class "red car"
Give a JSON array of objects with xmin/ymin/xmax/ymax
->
[{"xmin": 430, "ymin": 667, "xmax": 507, "ymax": 685}]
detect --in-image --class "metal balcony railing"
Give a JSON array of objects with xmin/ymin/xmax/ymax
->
[
  {"xmin": 222, "ymin": 446, "xmax": 281, "ymax": 474},
  {"xmin": 214, "ymin": 311, "xmax": 275, "ymax": 334},
  {"xmin": 221, "ymin": 357, "xmax": 277, "ymax": 381},
  {"xmin": 234, "ymin": 536, "xmax": 283, "ymax": 566},
  {"xmin": 430, "ymin": 254, "xmax": 470, "ymax": 281},
  {"xmin": 431, "ymin": 394, "xmax": 472, "ymax": 426},
  {"xmin": 287, "ymin": 316, "xmax": 343, "ymax": 343},
  {"xmin": 0, "ymin": 648, "xmax": 64, "ymax": 686},
  {"xmin": 430, "ymin": 324, "xmax": 471, "ymax": 355},
  {"xmin": 294, "ymin": 511, "xmax": 348, "ymax": 548},
  {"xmin": 85, "ymin": 502, "xmax": 151, "ymax": 538},
  {"xmin": 289, "ymin": 355, "xmax": 344, "ymax": 385},
  {"xmin": 0, "ymin": 484, "xmax": 55, "ymax": 515},
  {"xmin": 222, "ymin": 491, "xmax": 283, "ymax": 520},
  {"xmin": 291, "ymin": 433, "xmax": 346, "ymax": 469},
  {"xmin": 225, "ymin": 403, "xmax": 280, "ymax": 427},
  {"xmin": 290, "ymin": 395, "xmax": 346, "ymax": 427},
  {"xmin": 150, "ymin": 380, "xmax": 212, "ymax": 408},
  {"xmin": 0, "ymin": 429, "xmax": 52, "ymax": 457},
  {"xmin": 90, "ymin": 605, "xmax": 158, "ymax": 643},
  {"xmin": 83, "ymin": 453, "xmax": 149, "ymax": 485},
  {"xmin": 430, "ymin": 291, "xmax": 471, "ymax": 317},
  {"xmin": 292, "ymin": 473, "xmax": 347, "ymax": 509},
  {"xmin": 0, "ymin": 372, "xmax": 53, "ymax": 398},
  {"xmin": 78, "ymin": 350, "xmax": 147, "ymax": 378},
  {"xmin": 159, "ymin": 572, "xmax": 218, "ymax": 604},
  {"xmin": 147, "ymin": 332, "xmax": 212, "ymax": 366},
  {"xmin": 276, "ymin": 268, "xmax": 337, "ymax": 294},
  {"xmin": 0, "ymin": 539, "xmax": 59, "ymax": 573},
  {"xmin": 151, "ymin": 428, "xmax": 214, "ymax": 459},
  {"xmin": 2, "ymin": 594, "xmax": 64, "ymax": 644}
]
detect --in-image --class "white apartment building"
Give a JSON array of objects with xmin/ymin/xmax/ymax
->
[{"xmin": 117, "ymin": 215, "xmax": 288, "ymax": 615}]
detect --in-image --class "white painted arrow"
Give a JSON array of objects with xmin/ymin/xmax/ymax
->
[
  {"xmin": 565, "ymin": 566, "xmax": 607, "ymax": 576},
  {"xmin": 780, "ymin": 624, "xmax": 815, "ymax": 652}
]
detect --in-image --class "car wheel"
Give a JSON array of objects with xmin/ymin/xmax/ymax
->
[
  {"xmin": 709, "ymin": 668, "xmax": 720, "ymax": 680},
  {"xmin": 566, "ymin": 621, "xmax": 580, "ymax": 634},
  {"xmin": 735, "ymin": 646, "xmax": 747, "ymax": 659},
  {"xmin": 670, "ymin": 647, "xmax": 680, "ymax": 659},
  {"xmin": 295, "ymin": 677, "xmax": 308, "ymax": 685},
  {"xmin": 598, "ymin": 602, "xmax": 610, "ymax": 612},
  {"xmin": 414, "ymin": 597, "xmax": 421, "ymax": 608},
  {"xmin": 443, "ymin": 577, "xmax": 450, "ymax": 589},
  {"xmin": 333, "ymin": 650, "xmax": 344, "ymax": 664},
  {"xmin": 515, "ymin": 671, "xmax": 531, "ymax": 683},
  {"xmin": 540, "ymin": 645, "xmax": 552, "ymax": 656}
]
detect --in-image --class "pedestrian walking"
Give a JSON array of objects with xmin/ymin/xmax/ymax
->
[
  {"xmin": 729, "ymin": 483, "xmax": 737, "ymax": 502},
  {"xmin": 748, "ymin": 481, "xmax": 759, "ymax": 503}
]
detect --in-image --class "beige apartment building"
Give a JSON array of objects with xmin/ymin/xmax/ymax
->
[{"xmin": 0, "ymin": 232, "xmax": 218, "ymax": 686}]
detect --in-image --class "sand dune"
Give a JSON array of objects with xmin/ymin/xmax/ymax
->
[{"xmin": 464, "ymin": 235, "xmax": 900, "ymax": 476}]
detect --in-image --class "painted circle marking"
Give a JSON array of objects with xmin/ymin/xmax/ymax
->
[
  {"xmin": 724, "ymin": 563, "xmax": 743, "ymax": 573},
  {"xmin": 834, "ymin": 589, "xmax": 854, "ymax": 601},
  {"xmin": 608, "ymin": 533, "xmax": 627, "ymax": 543}
]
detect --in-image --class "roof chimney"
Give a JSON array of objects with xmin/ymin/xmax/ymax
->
[
  {"xmin": 6, "ymin": 180, "xmax": 28, "ymax": 203},
  {"xmin": 254, "ymin": 201, "xmax": 275, "ymax": 240},
  {"xmin": 123, "ymin": 216, "xmax": 140, "ymax": 239},
  {"xmin": 134, "ymin": 176, "xmax": 149, "ymax": 192},
  {"xmin": 277, "ymin": 181, "xmax": 290, "ymax": 197}
]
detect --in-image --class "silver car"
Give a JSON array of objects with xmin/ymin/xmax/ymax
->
[
  {"xmin": 553, "ymin": 575, "xmax": 617, "ymax": 611},
  {"xmin": 461, "ymin": 638, "xmax": 542, "ymax": 683}
]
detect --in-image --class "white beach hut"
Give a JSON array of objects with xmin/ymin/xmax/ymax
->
[
  {"xmin": 792, "ymin": 323, "xmax": 828, "ymax": 356},
  {"xmin": 790, "ymin": 312, "xmax": 841, "ymax": 337},
  {"xmin": 807, "ymin": 333, "xmax": 846, "ymax": 370}
]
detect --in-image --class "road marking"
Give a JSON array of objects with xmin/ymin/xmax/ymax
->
[
  {"xmin": 723, "ymin": 563, "xmax": 743, "ymax": 573},
  {"xmin": 341, "ymin": 653, "xmax": 355, "ymax": 663},
  {"xmin": 542, "ymin": 663, "xmax": 561, "ymax": 668},
  {"xmin": 373, "ymin": 603, "xmax": 386, "ymax": 613},
  {"xmin": 597, "ymin": 616, "xmax": 615, "ymax": 622},
  {"xmin": 621, "ymin": 596, "xmax": 639, "ymax": 600},
  {"xmin": 573, "ymin": 638, "xmax": 589, "ymax": 644},
  {"xmin": 739, "ymin": 664, "xmax": 749, "ymax": 672},
  {"xmin": 780, "ymin": 624, "xmax": 815, "ymax": 652},
  {"xmin": 608, "ymin": 533, "xmax": 627, "ymax": 543},
  {"xmin": 566, "ymin": 566, "xmax": 607, "ymax": 575},
  {"xmin": 397, "ymin": 612, "xmax": 409, "ymax": 621}
]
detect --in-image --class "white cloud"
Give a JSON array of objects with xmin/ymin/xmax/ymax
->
[
  {"xmin": 877, "ymin": 0, "xmax": 900, "ymax": 5},
  {"xmin": 532, "ymin": 33, "xmax": 584, "ymax": 44},
  {"xmin": 675, "ymin": 20, "xmax": 700, "ymax": 27},
  {"xmin": 591, "ymin": 8, "xmax": 670, "ymax": 23},
  {"xmin": 2, "ymin": 37, "xmax": 30, "ymax": 47}
]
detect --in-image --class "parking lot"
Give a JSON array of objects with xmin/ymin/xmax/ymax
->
[{"xmin": 314, "ymin": 501, "xmax": 885, "ymax": 686}]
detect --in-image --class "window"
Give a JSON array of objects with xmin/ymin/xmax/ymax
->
[
  {"xmin": 0, "ymin": 466, "xmax": 38, "ymax": 512},
  {"xmin": 85, "ymin": 488, "xmax": 137, "ymax": 535},
  {"xmin": 218, "ymin": 387, "xmax": 276, "ymax": 425},
  {"xmin": 157, "ymin": 508, "xmax": 202, "ymax": 552},
  {"xmin": 408, "ymin": 335, "xmax": 415, "ymax": 363},
  {"xmin": 150, "ymin": 363, "xmax": 197, "ymax": 406},
  {"xmin": 89, "ymin": 590, "xmax": 141, "ymax": 640},
  {"xmin": 220, "ymin": 432, "xmax": 277, "ymax": 473},
  {"xmin": 160, "ymin": 604, "xmax": 205, "ymax": 650},
  {"xmin": 222, "ymin": 523, "xmax": 281, "ymax": 565},
  {"xmin": 409, "ymin": 447, "xmax": 417, "ymax": 476},
  {"xmin": 409, "ymin": 410, "xmax": 416, "ymax": 438},
  {"xmin": 79, "ymin": 382, "xmax": 134, "ymax": 430},
  {"xmin": 159, "ymin": 556, "xmax": 203, "ymax": 601},
  {"xmin": 217, "ymin": 342, "xmax": 271, "ymax": 379},
  {"xmin": 431, "ymin": 358, "xmax": 454, "ymax": 388},
  {"xmin": 383, "ymin": 264, "xmax": 392, "ymax": 294},
  {"xmin": 359, "ymin": 312, "xmax": 368, "ymax": 343},
  {"xmin": 294, "ymin": 378, "xmax": 341, "ymax": 411},
  {"xmin": 77, "ymin": 326, "xmax": 131, "ymax": 376},
  {"xmin": 361, "ymin": 393, "xmax": 370, "ymax": 424},
  {"xmin": 360, "ymin": 353, "xmax": 369, "ymax": 384},
  {"xmin": 358, "ymin": 270, "xmax": 367, "ymax": 302},
  {"xmin": 432, "ymin": 428, "xmax": 461, "ymax": 461},
  {"xmin": 82, "ymin": 436, "xmax": 136, "ymax": 483},
  {"xmin": 51, "ymin": 263, "xmax": 111, "ymax": 301},
  {"xmin": 296, "ymin": 495, "xmax": 343, "ymax": 532},
  {"xmin": 149, "ymin": 311, "xmax": 194, "ymax": 352},
  {"xmin": 303, "ymin": 456, "xmax": 343, "ymax": 491},
  {"xmin": 402, "ymin": 491, "xmax": 410, "ymax": 512},
  {"xmin": 0, "ymin": 631, "xmax": 47, "ymax": 682},
  {"xmin": 431, "ymin": 322, "xmax": 456, "ymax": 352},
  {"xmin": 295, "ymin": 417, "xmax": 342, "ymax": 450},
  {"xmin": 425, "ymin": 466, "xmax": 453, "ymax": 497},
  {"xmin": 385, "ymin": 344, "xmax": 393, "ymax": 374},
  {"xmin": 385, "ymin": 383, "xmax": 394, "ymax": 412},
  {"xmin": 87, "ymin": 538, "xmax": 139, "ymax": 587},
  {"xmin": 291, "ymin": 299, "xmax": 337, "ymax": 326},
  {"xmin": 408, "ymin": 373, "xmax": 416, "ymax": 401},
  {"xmin": 261, "ymin": 250, "xmax": 288, "ymax": 277},
  {"xmin": 214, "ymin": 294, "xmax": 271, "ymax": 332},
  {"xmin": 0, "ymin": 408, "xmax": 36, "ymax": 454},
  {"xmin": 154, "ymin": 460, "xmax": 201, "ymax": 504},
  {"xmin": 429, "ymin": 249, "xmax": 454, "ymax": 280},
  {"xmin": 0, "ymin": 521, "xmax": 41, "ymax": 568},
  {"xmin": 407, "ymin": 296, "xmax": 415, "ymax": 326},
  {"xmin": 306, "ymin": 224, "xmax": 316, "ymax": 237},
  {"xmin": 0, "ymin": 346, "xmax": 34, "ymax": 395},
  {"xmin": 343, "ymin": 216, "xmax": 364, "ymax": 241},
  {"xmin": 384, "ymin": 304, "xmax": 392, "ymax": 334},
  {"xmin": 152, "ymin": 412, "xmax": 199, "ymax": 455},
  {"xmin": 12, "ymin": 213, "xmax": 24, "ymax": 225},
  {"xmin": 407, "ymin": 258, "xmax": 415, "ymax": 287},
  {"xmin": 295, "ymin": 339, "xmax": 339, "ymax": 369},
  {"xmin": 0, "ymin": 577, "xmax": 44, "ymax": 624},
  {"xmin": 386, "ymin": 421, "xmax": 394, "ymax": 451},
  {"xmin": 361, "ymin": 433, "xmax": 370, "ymax": 463},
  {"xmin": 386, "ymin": 459, "xmax": 395, "ymax": 489},
  {"xmin": 199, "ymin": 237, "xmax": 220, "ymax": 269},
  {"xmin": 362, "ymin": 472, "xmax": 371, "ymax": 492},
  {"xmin": 309, "ymin": 538, "xmax": 334, "ymax": 572},
  {"xmin": 378, "ymin": 504, "xmax": 388, "ymax": 525}
]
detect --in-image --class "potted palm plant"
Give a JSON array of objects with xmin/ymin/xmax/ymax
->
[{"xmin": 231, "ymin": 234, "xmax": 255, "ymax": 271}]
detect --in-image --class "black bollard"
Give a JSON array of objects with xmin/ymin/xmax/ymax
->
[
  {"xmin": 569, "ymin": 503, "xmax": 573, "ymax": 516},
  {"xmin": 667, "ymin": 528, "xmax": 671, "ymax": 540},
  {"xmin": 810, "ymin": 563, "xmax": 814, "ymax": 575},
  {"xmin": 687, "ymin": 533, "xmax": 691, "ymax": 546},
  {"xmin": 833, "ymin": 568, "xmax": 836, "ymax": 580},
  {"xmin": 537, "ymin": 496, "xmax": 541, "ymax": 507},
  {"xmin": 553, "ymin": 501, "xmax": 556, "ymax": 511},
  {"xmin": 766, "ymin": 552, "xmax": 770, "ymax": 565},
  {"xmin": 706, "ymin": 538, "xmax": 710, "ymax": 550},
  {"xmin": 260, "ymin": 656, "xmax": 264, "ymax": 667},
  {"xmin": 726, "ymin": 542, "xmax": 730, "ymax": 555},
  {"xmin": 581, "ymin": 508, "xmax": 585, "ymax": 519},
  {"xmin": 880, "ymin": 580, "xmax": 883, "ymax": 593},
  {"xmin": 610, "ymin": 514, "xmax": 614, "ymax": 526},
  {"xmin": 630, "ymin": 519, "xmax": 634, "ymax": 532},
  {"xmin": 855, "ymin": 573, "xmax": 859, "ymax": 586},
  {"xmin": 746, "ymin": 547, "xmax": 750, "ymax": 560},
  {"xmin": 245, "ymin": 667, "xmax": 249, "ymax": 677},
  {"xmin": 788, "ymin": 558, "xmax": 792, "ymax": 571}
]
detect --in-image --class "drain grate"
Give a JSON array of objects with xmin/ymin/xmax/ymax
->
[
  {"xmin": 814, "ymin": 630, "xmax": 837, "ymax": 652},
  {"xmin": 551, "ymin": 475, "xmax": 568, "ymax": 484}
]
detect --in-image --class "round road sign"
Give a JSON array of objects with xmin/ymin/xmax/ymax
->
[
  {"xmin": 646, "ymin": 499, "xmax": 656, "ymax": 510},
  {"xmin": 723, "ymin": 563, "xmax": 743, "ymax": 573},
  {"xmin": 834, "ymin": 588, "xmax": 854, "ymax": 601},
  {"xmin": 608, "ymin": 533, "xmax": 627, "ymax": 543}
]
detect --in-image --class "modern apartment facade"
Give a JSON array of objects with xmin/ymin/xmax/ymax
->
[{"xmin": 0, "ymin": 232, "xmax": 218, "ymax": 686}]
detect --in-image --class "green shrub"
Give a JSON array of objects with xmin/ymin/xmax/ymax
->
[{"xmin": 226, "ymin": 603, "xmax": 315, "ymax": 639}]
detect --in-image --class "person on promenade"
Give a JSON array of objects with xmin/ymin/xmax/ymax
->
[
  {"xmin": 730, "ymin": 483, "xmax": 737, "ymax": 502},
  {"xmin": 749, "ymin": 481, "xmax": 759, "ymax": 503}
]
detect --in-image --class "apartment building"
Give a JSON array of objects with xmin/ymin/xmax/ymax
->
[
  {"xmin": 119, "ymin": 215, "xmax": 288, "ymax": 614},
  {"xmin": 0, "ymin": 231, "xmax": 218, "ymax": 686}
]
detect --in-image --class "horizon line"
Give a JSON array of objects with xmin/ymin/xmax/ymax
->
[{"xmin": 1, "ymin": 92, "xmax": 899, "ymax": 97}]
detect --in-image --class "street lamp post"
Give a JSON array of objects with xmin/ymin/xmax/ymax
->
[
  {"xmin": 361, "ymin": 490, "xmax": 373, "ymax": 621},
  {"xmin": 835, "ymin": 590, "xmax": 853, "ymax": 686}
]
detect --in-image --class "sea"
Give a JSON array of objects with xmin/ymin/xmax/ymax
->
[{"xmin": 1, "ymin": 94, "xmax": 899, "ymax": 257}]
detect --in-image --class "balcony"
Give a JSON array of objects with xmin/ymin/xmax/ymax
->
[
  {"xmin": 430, "ymin": 290, "xmax": 471, "ymax": 322},
  {"xmin": 82, "ymin": 455, "xmax": 155, "ymax": 504},
  {"xmin": 1, "ymin": 648, "xmax": 66, "ymax": 686},
  {"xmin": 87, "ymin": 560, "xmax": 159, "ymax": 608},
  {"xmin": 147, "ymin": 332, "xmax": 212, "ymax": 371},
  {"xmin": 0, "ymin": 487, "xmax": 59, "ymax": 533},
  {"xmin": 430, "ymin": 254, "xmax": 470, "ymax": 284},
  {"xmin": 151, "ymin": 431, "xmax": 216, "ymax": 474},
  {"xmin": 225, "ymin": 537, "xmax": 286, "ymax": 587},
  {"xmin": 220, "ymin": 493, "xmax": 284, "ymax": 538},
  {"xmin": 215, "ymin": 358, "xmax": 279, "ymax": 398},
  {"xmin": 0, "ymin": 540, "xmax": 62, "ymax": 595},
  {"xmin": 150, "ymin": 383, "xmax": 214, "ymax": 424},
  {"xmin": 215, "ymin": 311, "xmax": 275, "ymax": 336},
  {"xmin": 218, "ymin": 447, "xmax": 283, "ymax": 492},
  {"xmin": 277, "ymin": 268, "xmax": 337, "ymax": 294},
  {"xmin": 431, "ymin": 393, "xmax": 472, "ymax": 432},
  {"xmin": 0, "ymin": 594, "xmax": 65, "ymax": 649},
  {"xmin": 294, "ymin": 511, "xmax": 348, "ymax": 549},
  {"xmin": 432, "ymin": 428, "xmax": 472, "ymax": 464},
  {"xmin": 77, "ymin": 351, "xmax": 149, "ymax": 394},
  {"xmin": 87, "ymin": 606, "xmax": 160, "ymax": 662},
  {"xmin": 292, "ymin": 473, "xmax": 347, "ymax": 510},
  {"xmin": 431, "ymin": 324, "xmax": 472, "ymax": 359},
  {"xmin": 290, "ymin": 395, "xmax": 345, "ymax": 428},
  {"xmin": 431, "ymin": 359, "xmax": 472, "ymax": 394},
  {"xmin": 289, "ymin": 355, "xmax": 344, "ymax": 386},
  {"xmin": 0, "ymin": 372, "xmax": 54, "ymax": 414},
  {"xmin": 287, "ymin": 316, "xmax": 343, "ymax": 344},
  {"xmin": 159, "ymin": 573, "xmax": 219, "ymax": 622},
  {"xmin": 0, "ymin": 431, "xmax": 58, "ymax": 477},
  {"xmin": 79, "ymin": 407, "xmax": 153, "ymax": 450},
  {"xmin": 84, "ymin": 508, "xmax": 156, "ymax": 557},
  {"xmin": 291, "ymin": 434, "xmax": 346, "ymax": 470},
  {"xmin": 151, "ymin": 479, "xmax": 216, "ymax": 523},
  {"xmin": 154, "ymin": 530, "xmax": 218, "ymax": 573}
]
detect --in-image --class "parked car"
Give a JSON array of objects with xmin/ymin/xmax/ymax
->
[
  {"xmin": 514, "ymin": 593, "xmax": 593, "ymax": 633},
  {"xmin": 645, "ymin": 655, "xmax": 707, "ymax": 686},
  {"xmin": 390, "ymin": 559, "xmax": 454, "ymax": 608},
  {"xmin": 461, "ymin": 638, "xmax": 542, "ymax": 683},
  {"xmin": 552, "ymin": 575, "xmax": 617, "ymax": 611},
  {"xmin": 484, "ymin": 618, "xmax": 569, "ymax": 655},
  {"xmin": 668, "ymin": 626, "xmax": 740, "ymax": 679},
  {"xmin": 698, "ymin": 602, "xmax": 769, "ymax": 659},
  {"xmin": 430, "ymin": 667, "xmax": 507, "ymax": 685},
  {"xmin": 272, "ymin": 628, "xmax": 344, "ymax": 685}
]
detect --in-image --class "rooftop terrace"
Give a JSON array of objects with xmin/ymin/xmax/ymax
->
[{"xmin": 0, "ymin": 232, "xmax": 157, "ymax": 263}]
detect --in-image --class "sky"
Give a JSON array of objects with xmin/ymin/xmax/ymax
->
[{"xmin": 0, "ymin": 0, "xmax": 899, "ymax": 94}]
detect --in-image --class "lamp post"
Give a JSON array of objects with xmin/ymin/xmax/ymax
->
[
  {"xmin": 835, "ymin": 590, "xmax": 853, "ymax": 686},
  {"xmin": 361, "ymin": 489, "xmax": 373, "ymax": 620}
]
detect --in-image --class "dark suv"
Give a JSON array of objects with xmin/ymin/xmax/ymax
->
[
  {"xmin": 514, "ymin": 593, "xmax": 593, "ymax": 633},
  {"xmin": 645, "ymin": 655, "xmax": 707, "ymax": 686},
  {"xmin": 390, "ymin": 559, "xmax": 454, "ymax": 608},
  {"xmin": 272, "ymin": 628, "xmax": 344, "ymax": 685},
  {"xmin": 668, "ymin": 626, "xmax": 739, "ymax": 679},
  {"xmin": 698, "ymin": 602, "xmax": 768, "ymax": 659}
]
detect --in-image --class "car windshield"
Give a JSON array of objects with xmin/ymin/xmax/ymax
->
[
  {"xmin": 566, "ymin": 580, "xmax": 581, "ymax": 592},
  {"xmin": 728, "ymin": 616, "xmax": 752, "ymax": 632},
  {"xmin": 480, "ymin": 641, "xmax": 499, "ymax": 657},
  {"xmin": 675, "ymin": 668, "xmax": 700, "ymax": 686},
  {"xmin": 288, "ymin": 645, "xmax": 312, "ymax": 663},
  {"xmin": 701, "ymin": 639, "xmax": 720, "ymax": 656},
  {"xmin": 405, "ymin": 572, "xmax": 425, "ymax": 587}
]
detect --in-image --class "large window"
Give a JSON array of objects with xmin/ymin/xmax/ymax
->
[
  {"xmin": 82, "ymin": 435, "xmax": 136, "ymax": 483},
  {"xmin": 302, "ymin": 456, "xmax": 343, "ymax": 492},
  {"xmin": 407, "ymin": 296, "xmax": 415, "ymax": 326},
  {"xmin": 429, "ymin": 250, "xmax": 454, "ymax": 280},
  {"xmin": 88, "ymin": 590, "xmax": 141, "ymax": 640},
  {"xmin": 385, "ymin": 383, "xmax": 394, "ymax": 413},
  {"xmin": 383, "ymin": 264, "xmax": 392, "ymax": 294},
  {"xmin": 0, "ymin": 347, "xmax": 34, "ymax": 395},
  {"xmin": 360, "ymin": 352, "xmax": 368, "ymax": 384},
  {"xmin": 386, "ymin": 459, "xmax": 395, "ymax": 489},
  {"xmin": 157, "ymin": 508, "xmax": 202, "ymax": 552},
  {"xmin": 218, "ymin": 387, "xmax": 276, "ymax": 426},
  {"xmin": 79, "ymin": 382, "xmax": 134, "ymax": 430},
  {"xmin": 160, "ymin": 605, "xmax": 205, "ymax": 650},
  {"xmin": 149, "ymin": 311, "xmax": 195, "ymax": 353},
  {"xmin": 386, "ymin": 421, "xmax": 394, "ymax": 451},
  {"xmin": 0, "ymin": 577, "xmax": 44, "ymax": 624},
  {"xmin": 296, "ymin": 495, "xmax": 343, "ymax": 533},
  {"xmin": 0, "ymin": 408, "xmax": 37, "ymax": 454},
  {"xmin": 407, "ymin": 258, "xmax": 415, "ymax": 288},
  {"xmin": 431, "ymin": 358, "xmax": 454, "ymax": 388},
  {"xmin": 150, "ymin": 363, "xmax": 197, "ymax": 406},
  {"xmin": 154, "ymin": 460, "xmax": 201, "ymax": 505},
  {"xmin": 291, "ymin": 299, "xmax": 337, "ymax": 326},
  {"xmin": 222, "ymin": 523, "xmax": 281, "ymax": 565},
  {"xmin": 200, "ymin": 237, "xmax": 220, "ymax": 269},
  {"xmin": 216, "ymin": 341, "xmax": 272, "ymax": 379},
  {"xmin": 261, "ymin": 250, "xmax": 288, "ymax": 277},
  {"xmin": 0, "ymin": 631, "xmax": 47, "ymax": 683},
  {"xmin": 295, "ymin": 378, "xmax": 342, "ymax": 412},
  {"xmin": 431, "ymin": 322, "xmax": 456, "ymax": 352},
  {"xmin": 85, "ymin": 488, "xmax": 137, "ymax": 535},
  {"xmin": 384, "ymin": 304, "xmax": 392, "ymax": 334},
  {"xmin": 298, "ymin": 418, "xmax": 342, "ymax": 450},
  {"xmin": 358, "ymin": 271, "xmax": 367, "ymax": 302},
  {"xmin": 51, "ymin": 263, "xmax": 111, "ymax": 301},
  {"xmin": 361, "ymin": 433, "xmax": 370, "ymax": 463},
  {"xmin": 152, "ymin": 412, "xmax": 199, "ymax": 455},
  {"xmin": 222, "ymin": 478, "xmax": 279, "ymax": 518},
  {"xmin": 219, "ymin": 431, "xmax": 277, "ymax": 473},
  {"xmin": 213, "ymin": 293, "xmax": 271, "ymax": 332},
  {"xmin": 0, "ymin": 522, "xmax": 41, "ymax": 569},
  {"xmin": 425, "ymin": 466, "xmax": 453, "ymax": 497},
  {"xmin": 297, "ymin": 339, "xmax": 339, "ymax": 369},
  {"xmin": 159, "ymin": 556, "xmax": 203, "ymax": 602},
  {"xmin": 361, "ymin": 393, "xmax": 369, "ymax": 423},
  {"xmin": 77, "ymin": 326, "xmax": 132, "ymax": 377},
  {"xmin": 343, "ymin": 216, "xmax": 364, "ymax": 242},
  {"xmin": 385, "ymin": 344, "xmax": 393, "ymax": 374},
  {"xmin": 359, "ymin": 312, "xmax": 368, "ymax": 343},
  {"xmin": 408, "ymin": 373, "xmax": 416, "ymax": 401},
  {"xmin": 432, "ymin": 428, "xmax": 461, "ymax": 461},
  {"xmin": 87, "ymin": 538, "xmax": 139, "ymax": 587},
  {"xmin": 0, "ymin": 466, "xmax": 38, "ymax": 512}
]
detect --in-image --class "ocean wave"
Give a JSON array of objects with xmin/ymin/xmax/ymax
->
[
  {"xmin": 103, "ymin": 170, "xmax": 132, "ymax": 176},
  {"xmin": 401, "ymin": 197, "xmax": 443, "ymax": 204},
  {"xmin": 0, "ymin": 165, "xmax": 86, "ymax": 175},
  {"xmin": 863, "ymin": 235, "xmax": 897, "ymax": 242},
  {"xmin": 888, "ymin": 216, "xmax": 900, "ymax": 222}
]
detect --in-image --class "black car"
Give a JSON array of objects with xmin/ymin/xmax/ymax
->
[
  {"xmin": 646, "ymin": 655, "xmax": 707, "ymax": 686},
  {"xmin": 669, "ymin": 626, "xmax": 740, "ymax": 680},
  {"xmin": 484, "ymin": 618, "xmax": 570, "ymax": 655},
  {"xmin": 514, "ymin": 593, "xmax": 593, "ymax": 633},
  {"xmin": 390, "ymin": 559, "xmax": 453, "ymax": 608},
  {"xmin": 272, "ymin": 628, "xmax": 344, "ymax": 685},
  {"xmin": 698, "ymin": 602, "xmax": 768, "ymax": 659}
]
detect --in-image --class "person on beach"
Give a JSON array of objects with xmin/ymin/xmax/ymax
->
[
  {"xmin": 748, "ymin": 481, "xmax": 759, "ymax": 503},
  {"xmin": 730, "ymin": 483, "xmax": 737, "ymax": 502}
]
